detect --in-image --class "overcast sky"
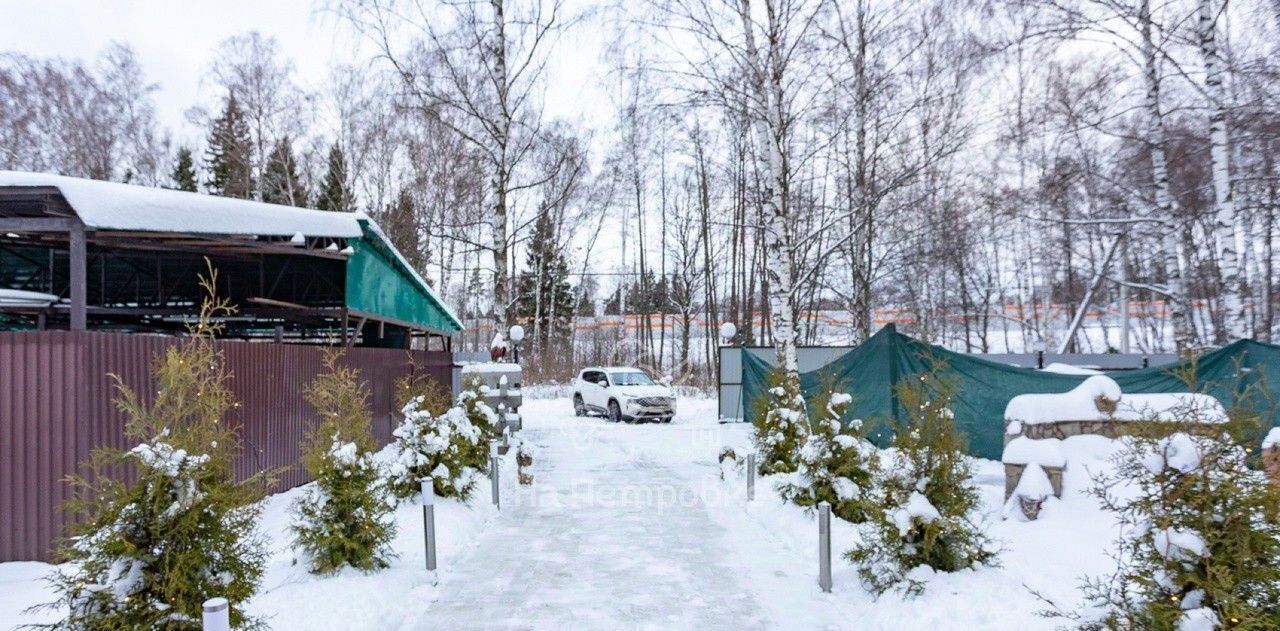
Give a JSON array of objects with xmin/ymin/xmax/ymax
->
[{"xmin": 0, "ymin": 0, "xmax": 612, "ymax": 146}]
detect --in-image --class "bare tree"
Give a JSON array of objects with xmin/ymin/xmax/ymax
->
[{"xmin": 339, "ymin": 0, "xmax": 567, "ymax": 330}]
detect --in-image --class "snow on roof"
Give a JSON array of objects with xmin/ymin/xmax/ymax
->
[
  {"xmin": 1002, "ymin": 437, "xmax": 1067, "ymax": 467},
  {"xmin": 0, "ymin": 171, "xmax": 363, "ymax": 238},
  {"xmin": 1005, "ymin": 375, "xmax": 1227, "ymax": 424},
  {"xmin": 1040, "ymin": 362, "xmax": 1103, "ymax": 375},
  {"xmin": 0, "ymin": 288, "xmax": 61, "ymax": 306}
]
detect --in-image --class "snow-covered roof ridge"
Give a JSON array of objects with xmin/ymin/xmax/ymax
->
[
  {"xmin": 1005, "ymin": 375, "xmax": 1227, "ymax": 424},
  {"xmin": 0, "ymin": 170, "xmax": 363, "ymax": 238}
]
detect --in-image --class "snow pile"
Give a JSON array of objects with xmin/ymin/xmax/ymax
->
[
  {"xmin": 1040, "ymin": 362, "xmax": 1103, "ymax": 375},
  {"xmin": 0, "ymin": 288, "xmax": 60, "ymax": 306},
  {"xmin": 1002, "ymin": 437, "xmax": 1066, "ymax": 468},
  {"xmin": 1177, "ymin": 607, "xmax": 1219, "ymax": 631},
  {"xmin": 1005, "ymin": 375, "xmax": 1121, "ymax": 423},
  {"xmin": 1005, "ymin": 376, "xmax": 1226, "ymax": 424},
  {"xmin": 1002, "ymin": 464, "xmax": 1055, "ymax": 521},
  {"xmin": 130, "ymin": 440, "xmax": 209, "ymax": 519},
  {"xmin": 1140, "ymin": 433, "xmax": 1201, "ymax": 475}
]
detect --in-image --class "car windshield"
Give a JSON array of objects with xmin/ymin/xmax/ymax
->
[{"xmin": 609, "ymin": 371, "xmax": 655, "ymax": 386}]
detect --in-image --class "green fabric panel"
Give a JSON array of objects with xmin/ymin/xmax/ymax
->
[
  {"xmin": 740, "ymin": 325, "xmax": 1280, "ymax": 461},
  {"xmin": 345, "ymin": 223, "xmax": 462, "ymax": 333}
]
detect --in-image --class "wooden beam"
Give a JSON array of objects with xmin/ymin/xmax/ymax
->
[
  {"xmin": 0, "ymin": 217, "xmax": 77, "ymax": 232},
  {"xmin": 69, "ymin": 224, "xmax": 86, "ymax": 330}
]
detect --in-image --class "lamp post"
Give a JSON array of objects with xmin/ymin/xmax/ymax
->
[
  {"xmin": 719, "ymin": 321, "xmax": 738, "ymax": 346},
  {"xmin": 508, "ymin": 324, "xmax": 525, "ymax": 364}
]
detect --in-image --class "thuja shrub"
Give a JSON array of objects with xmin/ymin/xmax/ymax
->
[
  {"xmin": 779, "ymin": 389, "xmax": 877, "ymax": 523},
  {"xmin": 291, "ymin": 351, "xmax": 396, "ymax": 575},
  {"xmin": 1065, "ymin": 395, "xmax": 1280, "ymax": 631},
  {"xmin": 847, "ymin": 368, "xmax": 996, "ymax": 596},
  {"xmin": 751, "ymin": 369, "xmax": 808, "ymax": 476},
  {"xmin": 33, "ymin": 269, "xmax": 269, "ymax": 630}
]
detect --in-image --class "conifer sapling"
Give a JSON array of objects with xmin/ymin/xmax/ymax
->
[{"xmin": 290, "ymin": 351, "xmax": 397, "ymax": 575}]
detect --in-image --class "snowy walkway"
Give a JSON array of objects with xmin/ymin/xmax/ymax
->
[{"xmin": 400, "ymin": 403, "xmax": 771, "ymax": 630}]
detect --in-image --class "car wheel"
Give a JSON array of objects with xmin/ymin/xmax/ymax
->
[
  {"xmin": 573, "ymin": 394, "xmax": 586, "ymax": 417},
  {"xmin": 608, "ymin": 400, "xmax": 622, "ymax": 423},
  {"xmin": 661, "ymin": 416, "xmax": 673, "ymax": 424}
]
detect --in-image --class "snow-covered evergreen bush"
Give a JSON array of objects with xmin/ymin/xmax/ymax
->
[
  {"xmin": 291, "ymin": 351, "xmax": 396, "ymax": 574},
  {"xmin": 455, "ymin": 376, "xmax": 501, "ymax": 471},
  {"xmin": 1066, "ymin": 403, "xmax": 1280, "ymax": 630},
  {"xmin": 847, "ymin": 370, "xmax": 996, "ymax": 595},
  {"xmin": 752, "ymin": 370, "xmax": 808, "ymax": 475},
  {"xmin": 387, "ymin": 396, "xmax": 484, "ymax": 500},
  {"xmin": 35, "ymin": 272, "xmax": 268, "ymax": 629},
  {"xmin": 779, "ymin": 390, "xmax": 877, "ymax": 522}
]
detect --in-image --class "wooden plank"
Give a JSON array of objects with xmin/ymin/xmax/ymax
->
[{"xmin": 0, "ymin": 217, "xmax": 76, "ymax": 232}]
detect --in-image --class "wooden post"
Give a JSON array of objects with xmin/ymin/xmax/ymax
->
[{"xmin": 69, "ymin": 224, "xmax": 87, "ymax": 331}]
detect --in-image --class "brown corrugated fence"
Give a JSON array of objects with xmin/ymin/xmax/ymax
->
[{"xmin": 0, "ymin": 331, "xmax": 452, "ymax": 562}]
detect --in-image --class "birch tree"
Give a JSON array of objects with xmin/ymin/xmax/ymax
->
[{"xmin": 1196, "ymin": 0, "xmax": 1244, "ymax": 340}]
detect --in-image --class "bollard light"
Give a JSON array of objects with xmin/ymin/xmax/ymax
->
[
  {"xmin": 489, "ymin": 441, "xmax": 501, "ymax": 510},
  {"xmin": 421, "ymin": 477, "xmax": 437, "ymax": 572},
  {"xmin": 202, "ymin": 597, "xmax": 230, "ymax": 631},
  {"xmin": 818, "ymin": 501, "xmax": 833, "ymax": 593},
  {"xmin": 746, "ymin": 453, "xmax": 756, "ymax": 501}
]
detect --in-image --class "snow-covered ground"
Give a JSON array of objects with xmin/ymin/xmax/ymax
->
[{"xmin": 1, "ymin": 397, "xmax": 1126, "ymax": 630}]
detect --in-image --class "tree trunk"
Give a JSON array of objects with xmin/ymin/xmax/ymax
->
[
  {"xmin": 489, "ymin": 0, "xmax": 512, "ymax": 331},
  {"xmin": 1142, "ymin": 0, "xmax": 1194, "ymax": 353},
  {"xmin": 737, "ymin": 0, "xmax": 800, "ymax": 378},
  {"xmin": 1197, "ymin": 0, "xmax": 1243, "ymax": 341}
]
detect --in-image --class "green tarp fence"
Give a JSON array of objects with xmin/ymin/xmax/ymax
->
[{"xmin": 740, "ymin": 324, "xmax": 1280, "ymax": 461}]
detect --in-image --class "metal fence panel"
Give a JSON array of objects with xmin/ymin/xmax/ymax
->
[{"xmin": 0, "ymin": 331, "xmax": 453, "ymax": 562}]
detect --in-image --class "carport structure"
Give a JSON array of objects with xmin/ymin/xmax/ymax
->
[{"xmin": 0, "ymin": 171, "xmax": 462, "ymax": 346}]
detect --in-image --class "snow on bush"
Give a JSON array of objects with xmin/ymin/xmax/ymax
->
[
  {"xmin": 292, "ymin": 436, "xmax": 397, "ymax": 574},
  {"xmin": 1059, "ymin": 399, "xmax": 1280, "ymax": 630},
  {"xmin": 387, "ymin": 396, "xmax": 485, "ymax": 500},
  {"xmin": 751, "ymin": 370, "xmax": 808, "ymax": 476},
  {"xmin": 778, "ymin": 389, "xmax": 877, "ymax": 522},
  {"xmin": 847, "ymin": 370, "xmax": 996, "ymax": 596}
]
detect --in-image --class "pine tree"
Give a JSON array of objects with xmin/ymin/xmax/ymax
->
[
  {"xmin": 1065, "ymin": 402, "xmax": 1280, "ymax": 630},
  {"xmin": 291, "ymin": 351, "xmax": 397, "ymax": 575},
  {"xmin": 847, "ymin": 368, "xmax": 997, "ymax": 596},
  {"xmin": 205, "ymin": 93, "xmax": 254, "ymax": 199},
  {"xmin": 169, "ymin": 147, "xmax": 198, "ymax": 192},
  {"xmin": 376, "ymin": 190, "xmax": 422, "ymax": 271},
  {"xmin": 779, "ymin": 389, "xmax": 877, "ymax": 523},
  {"xmin": 751, "ymin": 369, "xmax": 808, "ymax": 476},
  {"xmin": 260, "ymin": 136, "xmax": 308, "ymax": 207},
  {"xmin": 35, "ymin": 269, "xmax": 268, "ymax": 629},
  {"xmin": 314, "ymin": 143, "xmax": 353, "ymax": 212},
  {"xmin": 513, "ymin": 211, "xmax": 576, "ymax": 347}
]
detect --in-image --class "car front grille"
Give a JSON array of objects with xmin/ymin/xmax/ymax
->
[{"xmin": 635, "ymin": 396, "xmax": 673, "ymax": 408}]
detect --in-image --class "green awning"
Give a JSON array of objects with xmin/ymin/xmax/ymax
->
[{"xmin": 345, "ymin": 220, "xmax": 463, "ymax": 334}]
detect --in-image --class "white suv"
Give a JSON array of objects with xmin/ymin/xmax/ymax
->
[{"xmin": 573, "ymin": 367, "xmax": 676, "ymax": 423}]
